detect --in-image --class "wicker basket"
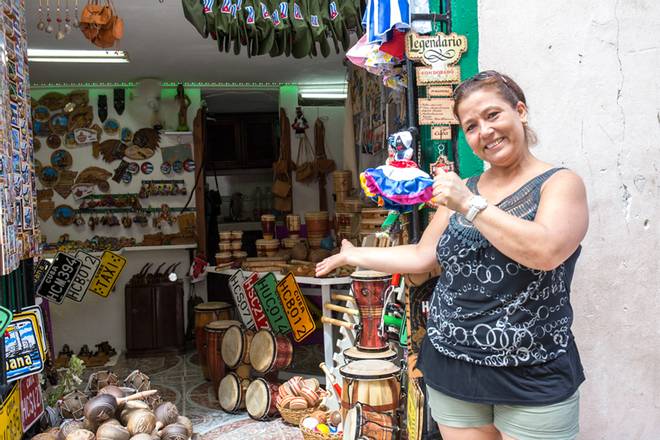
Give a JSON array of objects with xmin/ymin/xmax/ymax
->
[
  {"xmin": 299, "ymin": 424, "xmax": 342, "ymax": 440},
  {"xmin": 277, "ymin": 403, "xmax": 321, "ymax": 426}
]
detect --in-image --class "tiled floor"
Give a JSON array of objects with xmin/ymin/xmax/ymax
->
[{"xmin": 83, "ymin": 345, "xmax": 324, "ymax": 439}]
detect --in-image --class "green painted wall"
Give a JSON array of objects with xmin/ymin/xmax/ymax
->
[{"xmin": 419, "ymin": 0, "xmax": 483, "ymax": 179}]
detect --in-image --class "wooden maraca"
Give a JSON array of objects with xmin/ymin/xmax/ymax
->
[
  {"xmin": 85, "ymin": 390, "xmax": 159, "ymax": 425},
  {"xmin": 120, "ymin": 401, "xmax": 150, "ymax": 425},
  {"xmin": 65, "ymin": 429, "xmax": 95, "ymax": 440},
  {"xmin": 96, "ymin": 420, "xmax": 130, "ymax": 440},
  {"xmin": 175, "ymin": 416, "xmax": 193, "ymax": 438},
  {"xmin": 126, "ymin": 409, "xmax": 157, "ymax": 436},
  {"xmin": 159, "ymin": 423, "xmax": 188, "ymax": 440}
]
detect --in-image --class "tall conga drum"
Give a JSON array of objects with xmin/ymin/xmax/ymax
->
[
  {"xmin": 246, "ymin": 378, "xmax": 280, "ymax": 420},
  {"xmin": 205, "ymin": 320, "xmax": 242, "ymax": 396},
  {"xmin": 221, "ymin": 324, "xmax": 254, "ymax": 369},
  {"xmin": 195, "ymin": 301, "xmax": 234, "ymax": 379},
  {"xmin": 351, "ymin": 271, "xmax": 392, "ymax": 352},
  {"xmin": 338, "ymin": 359, "xmax": 400, "ymax": 417},
  {"xmin": 343, "ymin": 346, "xmax": 398, "ymax": 363},
  {"xmin": 249, "ymin": 329, "xmax": 294, "ymax": 374},
  {"xmin": 218, "ymin": 372, "xmax": 251, "ymax": 413},
  {"xmin": 343, "ymin": 402, "xmax": 397, "ymax": 440}
]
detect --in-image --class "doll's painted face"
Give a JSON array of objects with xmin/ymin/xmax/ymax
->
[{"xmin": 388, "ymin": 132, "xmax": 413, "ymax": 161}]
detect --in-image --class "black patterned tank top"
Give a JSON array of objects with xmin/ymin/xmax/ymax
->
[{"xmin": 427, "ymin": 168, "xmax": 581, "ymax": 367}]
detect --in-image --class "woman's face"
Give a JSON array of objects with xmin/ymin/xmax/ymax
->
[{"xmin": 456, "ymin": 87, "xmax": 528, "ymax": 166}]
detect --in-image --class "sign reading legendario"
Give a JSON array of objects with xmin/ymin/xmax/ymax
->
[{"xmin": 406, "ymin": 32, "xmax": 468, "ymax": 66}]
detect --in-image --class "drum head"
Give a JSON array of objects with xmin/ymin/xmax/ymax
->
[
  {"xmin": 206, "ymin": 320, "xmax": 241, "ymax": 332},
  {"xmin": 245, "ymin": 379, "xmax": 269, "ymax": 419},
  {"xmin": 250, "ymin": 330, "xmax": 275, "ymax": 373},
  {"xmin": 221, "ymin": 325, "xmax": 244, "ymax": 368},
  {"xmin": 339, "ymin": 359, "xmax": 400, "ymax": 380},
  {"xmin": 343, "ymin": 347, "xmax": 398, "ymax": 362},
  {"xmin": 218, "ymin": 373, "xmax": 240, "ymax": 411},
  {"xmin": 195, "ymin": 301, "xmax": 232, "ymax": 311},
  {"xmin": 342, "ymin": 403, "xmax": 362, "ymax": 440},
  {"xmin": 350, "ymin": 270, "xmax": 392, "ymax": 281}
]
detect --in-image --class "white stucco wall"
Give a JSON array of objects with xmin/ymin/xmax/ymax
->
[{"xmin": 478, "ymin": 1, "xmax": 659, "ymax": 438}]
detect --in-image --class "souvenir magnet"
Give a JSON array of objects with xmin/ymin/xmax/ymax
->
[
  {"xmin": 183, "ymin": 158, "xmax": 195, "ymax": 172},
  {"xmin": 172, "ymin": 160, "xmax": 183, "ymax": 174},
  {"xmin": 141, "ymin": 162, "xmax": 154, "ymax": 175},
  {"xmin": 160, "ymin": 162, "xmax": 171, "ymax": 175}
]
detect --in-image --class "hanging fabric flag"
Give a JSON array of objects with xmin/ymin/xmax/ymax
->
[
  {"xmin": 203, "ymin": 0, "xmax": 215, "ymax": 14},
  {"xmin": 410, "ymin": 0, "xmax": 431, "ymax": 34},
  {"xmin": 362, "ymin": 0, "xmax": 410, "ymax": 44}
]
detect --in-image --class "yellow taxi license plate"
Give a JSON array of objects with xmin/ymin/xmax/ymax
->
[
  {"xmin": 89, "ymin": 251, "xmax": 127, "ymax": 298},
  {"xmin": 276, "ymin": 273, "xmax": 316, "ymax": 342},
  {"xmin": 0, "ymin": 383, "xmax": 22, "ymax": 440}
]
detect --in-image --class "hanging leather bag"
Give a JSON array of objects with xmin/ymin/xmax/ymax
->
[{"xmin": 294, "ymin": 134, "xmax": 316, "ymax": 183}]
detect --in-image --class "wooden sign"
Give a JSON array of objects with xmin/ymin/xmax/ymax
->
[
  {"xmin": 427, "ymin": 85, "xmax": 453, "ymax": 97},
  {"xmin": 243, "ymin": 272, "xmax": 271, "ymax": 330},
  {"xmin": 416, "ymin": 65, "xmax": 461, "ymax": 85},
  {"xmin": 254, "ymin": 273, "xmax": 292, "ymax": 335},
  {"xmin": 406, "ymin": 32, "xmax": 468, "ymax": 66},
  {"xmin": 0, "ymin": 383, "xmax": 22, "ymax": 440},
  {"xmin": 431, "ymin": 126, "xmax": 452, "ymax": 140},
  {"xmin": 37, "ymin": 252, "xmax": 82, "ymax": 304},
  {"xmin": 228, "ymin": 270, "xmax": 256, "ymax": 329},
  {"xmin": 3, "ymin": 313, "xmax": 46, "ymax": 383},
  {"xmin": 89, "ymin": 251, "xmax": 126, "ymax": 298},
  {"xmin": 418, "ymin": 98, "xmax": 458, "ymax": 125},
  {"xmin": 66, "ymin": 251, "xmax": 101, "ymax": 302},
  {"xmin": 276, "ymin": 273, "xmax": 316, "ymax": 342},
  {"xmin": 19, "ymin": 374, "xmax": 44, "ymax": 432}
]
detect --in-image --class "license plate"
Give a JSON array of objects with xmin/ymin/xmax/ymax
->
[
  {"xmin": 254, "ymin": 273, "xmax": 291, "ymax": 335},
  {"xmin": 276, "ymin": 272, "xmax": 316, "ymax": 342},
  {"xmin": 37, "ymin": 252, "xmax": 82, "ymax": 304},
  {"xmin": 228, "ymin": 270, "xmax": 256, "ymax": 329},
  {"xmin": 66, "ymin": 251, "xmax": 101, "ymax": 302},
  {"xmin": 4, "ymin": 313, "xmax": 46, "ymax": 383},
  {"xmin": 89, "ymin": 251, "xmax": 127, "ymax": 298},
  {"xmin": 32, "ymin": 259, "xmax": 51, "ymax": 290},
  {"xmin": 19, "ymin": 374, "xmax": 43, "ymax": 432},
  {"xmin": 243, "ymin": 272, "xmax": 271, "ymax": 330},
  {"xmin": 0, "ymin": 383, "xmax": 22, "ymax": 440}
]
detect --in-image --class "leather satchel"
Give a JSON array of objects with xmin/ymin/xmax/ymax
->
[{"xmin": 272, "ymin": 177, "xmax": 291, "ymax": 198}]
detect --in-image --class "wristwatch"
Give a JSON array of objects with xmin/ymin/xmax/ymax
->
[{"xmin": 465, "ymin": 195, "xmax": 488, "ymax": 222}]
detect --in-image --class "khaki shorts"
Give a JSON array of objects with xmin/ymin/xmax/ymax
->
[{"xmin": 426, "ymin": 386, "xmax": 580, "ymax": 440}]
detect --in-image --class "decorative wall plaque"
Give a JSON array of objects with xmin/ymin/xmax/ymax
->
[
  {"xmin": 427, "ymin": 86, "xmax": 454, "ymax": 97},
  {"xmin": 406, "ymin": 32, "xmax": 468, "ymax": 66},
  {"xmin": 431, "ymin": 126, "xmax": 452, "ymax": 140},
  {"xmin": 416, "ymin": 65, "xmax": 461, "ymax": 85},
  {"xmin": 418, "ymin": 98, "xmax": 458, "ymax": 125}
]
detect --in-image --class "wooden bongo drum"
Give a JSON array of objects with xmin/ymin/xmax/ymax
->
[
  {"xmin": 195, "ymin": 301, "xmax": 234, "ymax": 379},
  {"xmin": 217, "ymin": 372, "xmax": 251, "ymax": 413},
  {"xmin": 343, "ymin": 346, "xmax": 398, "ymax": 363},
  {"xmin": 205, "ymin": 320, "xmax": 242, "ymax": 396},
  {"xmin": 343, "ymin": 402, "xmax": 397, "ymax": 440},
  {"xmin": 221, "ymin": 324, "xmax": 254, "ymax": 369},
  {"xmin": 338, "ymin": 359, "xmax": 400, "ymax": 417},
  {"xmin": 350, "ymin": 271, "xmax": 392, "ymax": 352},
  {"xmin": 249, "ymin": 329, "xmax": 293, "ymax": 374},
  {"xmin": 245, "ymin": 378, "xmax": 280, "ymax": 420}
]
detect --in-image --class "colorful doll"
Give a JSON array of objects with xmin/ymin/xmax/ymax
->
[{"xmin": 360, "ymin": 130, "xmax": 434, "ymax": 212}]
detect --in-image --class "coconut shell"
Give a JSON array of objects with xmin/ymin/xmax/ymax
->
[
  {"xmin": 65, "ymin": 429, "xmax": 95, "ymax": 440},
  {"xmin": 175, "ymin": 416, "xmax": 192, "ymax": 438},
  {"xmin": 59, "ymin": 421, "xmax": 85, "ymax": 440},
  {"xmin": 160, "ymin": 424, "xmax": 188, "ymax": 440},
  {"xmin": 129, "ymin": 435, "xmax": 152, "ymax": 440},
  {"xmin": 32, "ymin": 433, "xmax": 58, "ymax": 440},
  {"xmin": 99, "ymin": 385, "xmax": 125, "ymax": 401},
  {"xmin": 120, "ymin": 401, "xmax": 150, "ymax": 425},
  {"xmin": 84, "ymin": 394, "xmax": 118, "ymax": 425},
  {"xmin": 126, "ymin": 410, "xmax": 156, "ymax": 436},
  {"xmin": 154, "ymin": 402, "xmax": 179, "ymax": 426},
  {"xmin": 96, "ymin": 422, "xmax": 130, "ymax": 440}
]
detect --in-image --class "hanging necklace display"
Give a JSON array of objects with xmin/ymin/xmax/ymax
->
[
  {"xmin": 37, "ymin": 0, "xmax": 46, "ymax": 31},
  {"xmin": 45, "ymin": 0, "xmax": 54, "ymax": 33},
  {"xmin": 72, "ymin": 0, "xmax": 80, "ymax": 28},
  {"xmin": 55, "ymin": 0, "xmax": 65, "ymax": 40},
  {"xmin": 64, "ymin": 0, "xmax": 72, "ymax": 34}
]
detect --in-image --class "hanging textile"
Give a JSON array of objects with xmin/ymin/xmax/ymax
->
[{"xmin": 362, "ymin": 0, "xmax": 410, "ymax": 44}]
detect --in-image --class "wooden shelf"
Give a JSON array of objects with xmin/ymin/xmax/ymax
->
[{"xmin": 162, "ymin": 131, "xmax": 192, "ymax": 136}]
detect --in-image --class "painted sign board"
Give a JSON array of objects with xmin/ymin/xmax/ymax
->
[
  {"xmin": 228, "ymin": 270, "xmax": 256, "ymax": 329},
  {"xmin": 431, "ymin": 126, "xmax": 452, "ymax": 140},
  {"xmin": 3, "ymin": 314, "xmax": 46, "ymax": 383},
  {"xmin": 276, "ymin": 273, "xmax": 316, "ymax": 342},
  {"xmin": 19, "ymin": 374, "xmax": 44, "ymax": 432},
  {"xmin": 254, "ymin": 273, "xmax": 292, "ymax": 334},
  {"xmin": 66, "ymin": 251, "xmax": 101, "ymax": 301},
  {"xmin": 416, "ymin": 65, "xmax": 461, "ymax": 85},
  {"xmin": 36, "ymin": 252, "xmax": 82, "ymax": 303},
  {"xmin": 89, "ymin": 251, "xmax": 126, "ymax": 297},
  {"xmin": 418, "ymin": 98, "xmax": 458, "ymax": 125},
  {"xmin": 18, "ymin": 306, "xmax": 48, "ymax": 354},
  {"xmin": 0, "ymin": 383, "xmax": 22, "ymax": 440},
  {"xmin": 0, "ymin": 305, "xmax": 12, "ymax": 335},
  {"xmin": 427, "ymin": 85, "xmax": 453, "ymax": 97},
  {"xmin": 405, "ymin": 32, "xmax": 468, "ymax": 66},
  {"xmin": 243, "ymin": 272, "xmax": 271, "ymax": 330}
]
